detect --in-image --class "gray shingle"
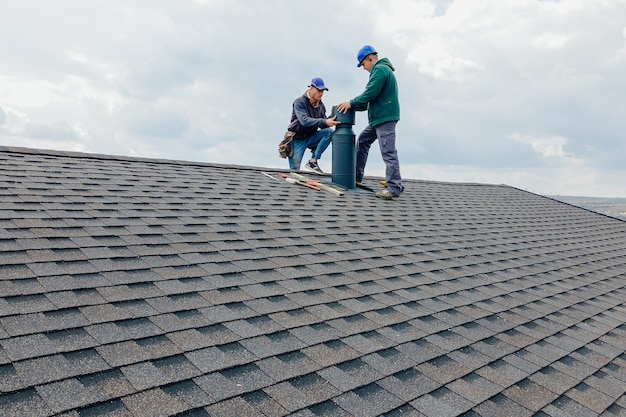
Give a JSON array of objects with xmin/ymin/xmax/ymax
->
[
  {"xmin": 195, "ymin": 364, "xmax": 274, "ymax": 401},
  {"xmin": 36, "ymin": 378, "xmax": 110, "ymax": 414},
  {"xmin": 289, "ymin": 322, "xmax": 343, "ymax": 346},
  {"xmin": 302, "ymin": 340, "xmax": 361, "ymax": 368},
  {"xmin": 204, "ymin": 395, "xmax": 266, "ymax": 417},
  {"xmin": 13, "ymin": 350, "xmax": 109, "ymax": 388},
  {"xmin": 362, "ymin": 347, "xmax": 417, "ymax": 376},
  {"xmin": 502, "ymin": 378, "xmax": 559, "ymax": 412},
  {"xmin": 396, "ymin": 339, "xmax": 447, "ymax": 365},
  {"xmin": 263, "ymin": 373, "xmax": 341, "ymax": 412},
  {"xmin": 0, "ymin": 389, "xmax": 51, "ymax": 417},
  {"xmin": 342, "ymin": 330, "xmax": 395, "ymax": 355},
  {"xmin": 317, "ymin": 358, "xmax": 382, "ymax": 392},
  {"xmin": 2, "ymin": 294, "xmax": 55, "ymax": 315},
  {"xmin": 472, "ymin": 393, "xmax": 534, "ymax": 417},
  {"xmin": 2, "ymin": 329, "xmax": 98, "ymax": 361},
  {"xmin": 334, "ymin": 382, "xmax": 405, "ymax": 417},
  {"xmin": 240, "ymin": 330, "xmax": 306, "ymax": 358},
  {"xmin": 0, "ymin": 364, "xmax": 23, "ymax": 393},
  {"xmin": 2, "ymin": 308, "xmax": 90, "ymax": 336},
  {"xmin": 161, "ymin": 380, "xmax": 215, "ymax": 410},
  {"xmin": 256, "ymin": 351, "xmax": 321, "ymax": 382},
  {"xmin": 167, "ymin": 324, "xmax": 240, "ymax": 351},
  {"xmin": 97, "ymin": 335, "xmax": 180, "ymax": 367},
  {"xmin": 241, "ymin": 390, "xmax": 290, "ymax": 417},
  {"xmin": 121, "ymin": 387, "xmax": 190, "ymax": 416},
  {"xmin": 185, "ymin": 342, "xmax": 257, "ymax": 373}
]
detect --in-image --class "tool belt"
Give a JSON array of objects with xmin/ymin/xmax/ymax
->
[{"xmin": 278, "ymin": 131, "xmax": 296, "ymax": 159}]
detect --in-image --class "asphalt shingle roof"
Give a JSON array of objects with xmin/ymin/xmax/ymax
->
[{"xmin": 0, "ymin": 146, "xmax": 625, "ymax": 417}]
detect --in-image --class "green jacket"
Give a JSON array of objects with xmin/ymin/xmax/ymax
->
[{"xmin": 350, "ymin": 57, "xmax": 400, "ymax": 126}]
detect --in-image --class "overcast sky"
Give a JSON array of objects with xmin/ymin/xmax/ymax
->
[{"xmin": 1, "ymin": 0, "xmax": 625, "ymax": 197}]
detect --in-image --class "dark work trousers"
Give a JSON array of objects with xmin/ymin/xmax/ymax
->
[{"xmin": 355, "ymin": 121, "xmax": 404, "ymax": 196}]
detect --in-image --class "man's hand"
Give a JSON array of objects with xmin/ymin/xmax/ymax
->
[
  {"xmin": 337, "ymin": 102, "xmax": 352, "ymax": 113},
  {"xmin": 325, "ymin": 115, "xmax": 340, "ymax": 127}
]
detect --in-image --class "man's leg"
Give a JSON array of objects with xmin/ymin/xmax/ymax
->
[
  {"xmin": 375, "ymin": 121, "xmax": 403, "ymax": 196},
  {"xmin": 308, "ymin": 128, "xmax": 332, "ymax": 161},
  {"xmin": 355, "ymin": 125, "xmax": 377, "ymax": 183},
  {"xmin": 289, "ymin": 139, "xmax": 308, "ymax": 170},
  {"xmin": 301, "ymin": 129, "xmax": 332, "ymax": 173}
]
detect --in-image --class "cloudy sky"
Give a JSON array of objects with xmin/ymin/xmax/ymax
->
[{"xmin": 1, "ymin": 0, "xmax": 625, "ymax": 197}]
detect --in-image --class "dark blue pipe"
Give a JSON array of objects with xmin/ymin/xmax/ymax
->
[{"xmin": 331, "ymin": 106, "xmax": 356, "ymax": 189}]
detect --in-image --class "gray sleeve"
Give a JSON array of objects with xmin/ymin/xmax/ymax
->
[{"xmin": 293, "ymin": 99, "xmax": 326, "ymax": 129}]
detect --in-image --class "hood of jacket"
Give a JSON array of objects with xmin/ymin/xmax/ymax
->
[{"xmin": 376, "ymin": 57, "xmax": 395, "ymax": 72}]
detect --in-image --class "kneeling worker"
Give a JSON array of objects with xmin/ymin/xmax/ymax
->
[{"xmin": 286, "ymin": 78, "xmax": 340, "ymax": 173}]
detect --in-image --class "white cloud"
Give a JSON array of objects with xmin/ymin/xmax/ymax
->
[
  {"xmin": 508, "ymin": 133, "xmax": 579, "ymax": 161},
  {"xmin": 531, "ymin": 32, "xmax": 569, "ymax": 50},
  {"xmin": 0, "ymin": 106, "xmax": 6, "ymax": 126}
]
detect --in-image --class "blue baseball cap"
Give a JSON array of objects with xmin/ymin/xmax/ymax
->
[
  {"xmin": 357, "ymin": 45, "xmax": 377, "ymax": 67},
  {"xmin": 309, "ymin": 78, "xmax": 328, "ymax": 91}
]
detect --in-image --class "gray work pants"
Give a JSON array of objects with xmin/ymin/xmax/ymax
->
[{"xmin": 355, "ymin": 121, "xmax": 404, "ymax": 196}]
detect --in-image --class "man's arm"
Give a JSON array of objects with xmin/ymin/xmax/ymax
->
[
  {"xmin": 294, "ymin": 99, "xmax": 339, "ymax": 128},
  {"xmin": 293, "ymin": 99, "xmax": 327, "ymax": 129},
  {"xmin": 337, "ymin": 65, "xmax": 385, "ymax": 113},
  {"xmin": 350, "ymin": 66, "xmax": 385, "ymax": 109}
]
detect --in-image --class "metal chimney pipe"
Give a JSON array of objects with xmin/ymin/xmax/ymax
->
[{"xmin": 330, "ymin": 106, "xmax": 356, "ymax": 189}]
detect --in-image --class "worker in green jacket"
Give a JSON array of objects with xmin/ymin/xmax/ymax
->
[{"xmin": 337, "ymin": 45, "xmax": 404, "ymax": 200}]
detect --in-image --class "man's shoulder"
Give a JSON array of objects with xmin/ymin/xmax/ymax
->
[
  {"xmin": 293, "ymin": 95, "xmax": 308, "ymax": 108},
  {"xmin": 294, "ymin": 94, "xmax": 308, "ymax": 102},
  {"xmin": 373, "ymin": 58, "xmax": 395, "ymax": 74}
]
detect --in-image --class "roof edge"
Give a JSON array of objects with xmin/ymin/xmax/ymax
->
[
  {"xmin": 0, "ymin": 145, "xmax": 524, "ymax": 192},
  {"xmin": 0, "ymin": 145, "xmax": 269, "ymax": 173}
]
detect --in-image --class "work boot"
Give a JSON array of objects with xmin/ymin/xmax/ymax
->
[
  {"xmin": 375, "ymin": 189, "xmax": 399, "ymax": 201},
  {"xmin": 303, "ymin": 160, "xmax": 323, "ymax": 174}
]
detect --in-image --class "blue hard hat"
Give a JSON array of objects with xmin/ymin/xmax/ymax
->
[
  {"xmin": 309, "ymin": 77, "xmax": 328, "ymax": 91},
  {"xmin": 357, "ymin": 45, "xmax": 377, "ymax": 67}
]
